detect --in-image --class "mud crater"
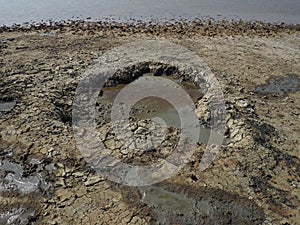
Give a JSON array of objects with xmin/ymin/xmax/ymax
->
[{"xmin": 93, "ymin": 63, "xmax": 205, "ymax": 166}]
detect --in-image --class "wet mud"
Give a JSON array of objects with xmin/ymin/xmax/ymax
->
[
  {"xmin": 117, "ymin": 182, "xmax": 266, "ymax": 225},
  {"xmin": 0, "ymin": 140, "xmax": 56, "ymax": 224},
  {"xmin": 255, "ymin": 75, "xmax": 300, "ymax": 94}
]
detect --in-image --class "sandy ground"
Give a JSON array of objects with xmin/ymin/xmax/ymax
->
[{"xmin": 0, "ymin": 22, "xmax": 299, "ymax": 224}]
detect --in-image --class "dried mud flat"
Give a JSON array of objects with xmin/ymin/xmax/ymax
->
[{"xmin": 0, "ymin": 21, "xmax": 299, "ymax": 224}]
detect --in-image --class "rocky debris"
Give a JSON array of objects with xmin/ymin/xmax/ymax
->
[
  {"xmin": 40, "ymin": 32, "xmax": 56, "ymax": 37},
  {"xmin": 195, "ymin": 96, "xmax": 211, "ymax": 125},
  {"xmin": 84, "ymin": 174, "xmax": 105, "ymax": 186}
]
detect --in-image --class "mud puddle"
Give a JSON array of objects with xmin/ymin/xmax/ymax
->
[
  {"xmin": 119, "ymin": 183, "xmax": 265, "ymax": 225},
  {"xmin": 255, "ymin": 74, "xmax": 300, "ymax": 94},
  {"xmin": 0, "ymin": 102, "xmax": 16, "ymax": 112},
  {"xmin": 97, "ymin": 75, "xmax": 224, "ymax": 145}
]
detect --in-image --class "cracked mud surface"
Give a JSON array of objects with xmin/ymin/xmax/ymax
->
[{"xmin": 0, "ymin": 22, "xmax": 299, "ymax": 224}]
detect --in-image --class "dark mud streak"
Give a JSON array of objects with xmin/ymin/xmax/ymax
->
[
  {"xmin": 245, "ymin": 118, "xmax": 300, "ymax": 216},
  {"xmin": 246, "ymin": 117, "xmax": 300, "ymax": 176},
  {"xmin": 249, "ymin": 176, "xmax": 298, "ymax": 211},
  {"xmin": 49, "ymin": 83, "xmax": 77, "ymax": 124}
]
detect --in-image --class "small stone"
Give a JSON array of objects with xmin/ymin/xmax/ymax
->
[
  {"xmin": 55, "ymin": 178, "xmax": 65, "ymax": 187},
  {"xmin": 120, "ymin": 149, "xmax": 129, "ymax": 155},
  {"xmin": 134, "ymin": 127, "xmax": 147, "ymax": 134},
  {"xmin": 66, "ymin": 100, "xmax": 73, "ymax": 106},
  {"xmin": 73, "ymin": 172, "xmax": 85, "ymax": 177},
  {"xmin": 84, "ymin": 175, "xmax": 105, "ymax": 186}
]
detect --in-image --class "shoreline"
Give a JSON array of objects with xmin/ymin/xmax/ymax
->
[{"xmin": 1, "ymin": 19, "xmax": 299, "ymax": 36}]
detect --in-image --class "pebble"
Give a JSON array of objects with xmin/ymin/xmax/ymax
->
[{"xmin": 84, "ymin": 175, "xmax": 105, "ymax": 186}]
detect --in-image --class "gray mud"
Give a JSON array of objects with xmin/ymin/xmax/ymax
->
[
  {"xmin": 0, "ymin": 159, "xmax": 52, "ymax": 195},
  {"xmin": 255, "ymin": 75, "xmax": 300, "ymax": 94},
  {"xmin": 0, "ymin": 102, "xmax": 16, "ymax": 112},
  {"xmin": 0, "ymin": 142, "xmax": 55, "ymax": 224},
  {"xmin": 0, "ymin": 208, "xmax": 35, "ymax": 225}
]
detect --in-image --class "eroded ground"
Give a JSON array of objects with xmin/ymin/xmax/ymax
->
[{"xmin": 0, "ymin": 23, "xmax": 299, "ymax": 224}]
